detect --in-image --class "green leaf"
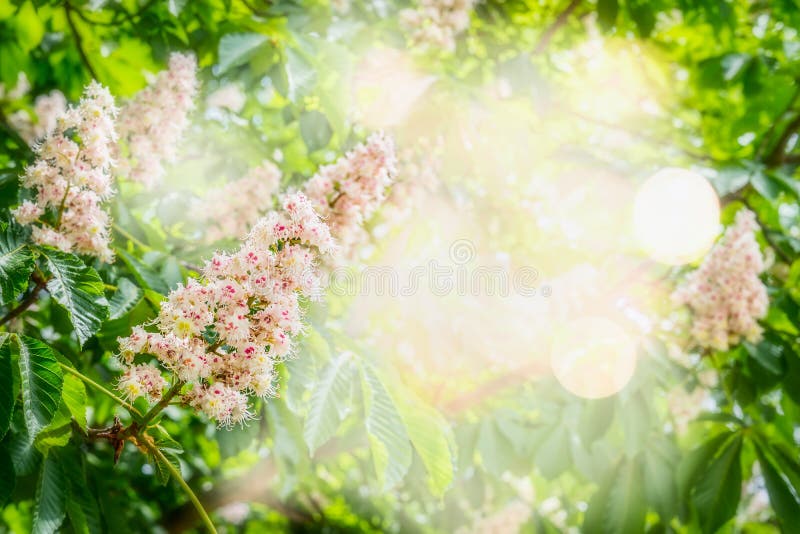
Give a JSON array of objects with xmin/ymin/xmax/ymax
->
[
  {"xmin": 115, "ymin": 249, "xmax": 169, "ymax": 295},
  {"xmin": 9, "ymin": 409, "xmax": 42, "ymax": 476},
  {"xmin": 62, "ymin": 452, "xmax": 102, "ymax": 534},
  {"xmin": 397, "ymin": 394, "xmax": 454, "ymax": 496},
  {"xmin": 745, "ymin": 337, "xmax": 786, "ymax": 376},
  {"xmin": 108, "ymin": 277, "xmax": 143, "ymax": 320},
  {"xmin": 754, "ymin": 442, "xmax": 800, "ymax": 528},
  {"xmin": 626, "ymin": 0, "xmax": 656, "ymax": 37},
  {"xmin": 361, "ymin": 364, "xmax": 412, "ymax": 490},
  {"xmin": 597, "ymin": 0, "xmax": 619, "ymax": 31},
  {"xmin": 299, "ymin": 110, "xmax": 332, "ymax": 152},
  {"xmin": 16, "ymin": 335, "xmax": 64, "ymax": 438},
  {"xmin": 0, "ymin": 221, "xmax": 34, "ymax": 304},
  {"xmin": 606, "ymin": 457, "xmax": 647, "ymax": 534},
  {"xmin": 39, "ymin": 248, "xmax": 109, "ymax": 347},
  {"xmin": 304, "ymin": 354, "xmax": 353, "ymax": 454},
  {"xmin": 693, "ymin": 434, "xmax": 743, "ymax": 534},
  {"xmin": 32, "ymin": 455, "xmax": 66, "ymax": 534},
  {"xmin": 150, "ymin": 448, "xmax": 181, "ymax": 486},
  {"xmin": 643, "ymin": 440, "xmax": 679, "ymax": 521},
  {"xmin": 534, "ymin": 424, "xmax": 571, "ymax": 479},
  {"xmin": 0, "ymin": 444, "xmax": 15, "ymax": 507},
  {"xmin": 35, "ymin": 372, "xmax": 86, "ymax": 454},
  {"xmin": 0, "ymin": 334, "xmax": 14, "ymax": 439},
  {"xmin": 285, "ymin": 47, "xmax": 316, "ymax": 101},
  {"xmin": 218, "ymin": 33, "xmax": 268, "ymax": 74}
]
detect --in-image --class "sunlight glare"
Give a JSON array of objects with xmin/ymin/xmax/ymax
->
[
  {"xmin": 633, "ymin": 168, "xmax": 720, "ymax": 265},
  {"xmin": 550, "ymin": 316, "xmax": 637, "ymax": 399}
]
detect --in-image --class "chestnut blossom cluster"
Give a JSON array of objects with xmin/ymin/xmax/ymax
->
[
  {"xmin": 12, "ymin": 82, "xmax": 117, "ymax": 262},
  {"xmin": 400, "ymin": 0, "xmax": 475, "ymax": 53},
  {"xmin": 8, "ymin": 90, "xmax": 67, "ymax": 144},
  {"xmin": 304, "ymin": 132, "xmax": 397, "ymax": 258},
  {"xmin": 672, "ymin": 209, "xmax": 768, "ymax": 351},
  {"xmin": 116, "ymin": 52, "xmax": 198, "ymax": 188},
  {"xmin": 116, "ymin": 192, "xmax": 335, "ymax": 427},
  {"xmin": 200, "ymin": 162, "xmax": 282, "ymax": 242}
]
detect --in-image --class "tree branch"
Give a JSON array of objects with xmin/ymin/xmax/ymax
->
[
  {"xmin": 0, "ymin": 272, "xmax": 48, "ymax": 327},
  {"xmin": 64, "ymin": 3, "xmax": 99, "ymax": 81},
  {"xmin": 534, "ymin": 0, "xmax": 583, "ymax": 55}
]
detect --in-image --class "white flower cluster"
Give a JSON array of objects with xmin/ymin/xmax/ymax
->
[
  {"xmin": 117, "ymin": 192, "xmax": 335, "ymax": 427},
  {"xmin": 12, "ymin": 81, "xmax": 117, "ymax": 262},
  {"xmin": 8, "ymin": 90, "xmax": 67, "ymax": 144},
  {"xmin": 400, "ymin": 0, "xmax": 475, "ymax": 53},
  {"xmin": 672, "ymin": 209, "xmax": 769, "ymax": 351},
  {"xmin": 304, "ymin": 132, "xmax": 397, "ymax": 258},
  {"xmin": 200, "ymin": 162, "xmax": 282, "ymax": 242},
  {"xmin": 117, "ymin": 52, "xmax": 198, "ymax": 188}
]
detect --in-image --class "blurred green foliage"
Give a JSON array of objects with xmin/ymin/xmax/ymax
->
[{"xmin": 1, "ymin": 0, "xmax": 800, "ymax": 533}]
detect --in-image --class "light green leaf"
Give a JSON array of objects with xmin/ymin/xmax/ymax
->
[
  {"xmin": 397, "ymin": 393, "xmax": 454, "ymax": 496},
  {"xmin": 39, "ymin": 248, "xmax": 109, "ymax": 347},
  {"xmin": 218, "ymin": 33, "xmax": 268, "ymax": 74},
  {"xmin": 693, "ymin": 434, "xmax": 743, "ymax": 534},
  {"xmin": 304, "ymin": 354, "xmax": 353, "ymax": 454},
  {"xmin": 150, "ymin": 448, "xmax": 181, "ymax": 486},
  {"xmin": 361, "ymin": 364, "xmax": 412, "ymax": 490},
  {"xmin": 108, "ymin": 277, "xmax": 143, "ymax": 320},
  {"xmin": 286, "ymin": 47, "xmax": 316, "ymax": 101},
  {"xmin": 32, "ymin": 455, "xmax": 66, "ymax": 534},
  {"xmin": 35, "ymin": 373, "xmax": 86, "ymax": 454},
  {"xmin": 606, "ymin": 457, "xmax": 647, "ymax": 534},
  {"xmin": 299, "ymin": 110, "xmax": 332, "ymax": 152},
  {"xmin": 0, "ymin": 221, "xmax": 34, "ymax": 304},
  {"xmin": 16, "ymin": 335, "xmax": 64, "ymax": 438}
]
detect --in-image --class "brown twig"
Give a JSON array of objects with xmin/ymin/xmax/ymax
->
[
  {"xmin": 534, "ymin": 0, "xmax": 583, "ymax": 55},
  {"xmin": 64, "ymin": 3, "xmax": 100, "ymax": 81},
  {"xmin": 0, "ymin": 272, "xmax": 49, "ymax": 327}
]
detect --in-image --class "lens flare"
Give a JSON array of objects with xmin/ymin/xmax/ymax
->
[
  {"xmin": 633, "ymin": 168, "xmax": 720, "ymax": 265},
  {"xmin": 550, "ymin": 316, "xmax": 637, "ymax": 399}
]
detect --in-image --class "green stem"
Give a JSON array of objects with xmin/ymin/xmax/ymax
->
[
  {"xmin": 113, "ymin": 223, "xmax": 153, "ymax": 251},
  {"xmin": 147, "ymin": 441, "xmax": 218, "ymax": 534},
  {"xmin": 137, "ymin": 381, "xmax": 183, "ymax": 430},
  {"xmin": 59, "ymin": 363, "xmax": 143, "ymax": 417}
]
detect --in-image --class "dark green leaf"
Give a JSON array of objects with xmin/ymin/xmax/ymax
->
[
  {"xmin": 755, "ymin": 441, "xmax": 800, "ymax": 528},
  {"xmin": 16, "ymin": 335, "xmax": 64, "ymax": 438},
  {"xmin": 32, "ymin": 455, "xmax": 66, "ymax": 534},
  {"xmin": 39, "ymin": 248, "xmax": 109, "ymax": 347},
  {"xmin": 0, "ymin": 221, "xmax": 34, "ymax": 304},
  {"xmin": 597, "ymin": 0, "xmax": 619, "ymax": 31},
  {"xmin": 0, "ymin": 334, "xmax": 14, "ymax": 439},
  {"xmin": 0, "ymin": 444, "xmax": 15, "ymax": 507},
  {"xmin": 693, "ymin": 434, "xmax": 743, "ymax": 533}
]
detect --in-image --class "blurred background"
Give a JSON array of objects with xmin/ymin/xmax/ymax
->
[{"xmin": 2, "ymin": 0, "xmax": 800, "ymax": 532}]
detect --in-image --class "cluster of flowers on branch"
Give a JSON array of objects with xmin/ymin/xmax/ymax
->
[
  {"xmin": 200, "ymin": 162, "xmax": 282, "ymax": 242},
  {"xmin": 117, "ymin": 193, "xmax": 335, "ymax": 427},
  {"xmin": 116, "ymin": 52, "xmax": 198, "ymax": 188},
  {"xmin": 304, "ymin": 132, "xmax": 397, "ymax": 259},
  {"xmin": 400, "ymin": 0, "xmax": 475, "ymax": 53},
  {"xmin": 12, "ymin": 82, "xmax": 117, "ymax": 262},
  {"xmin": 672, "ymin": 209, "xmax": 769, "ymax": 351}
]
